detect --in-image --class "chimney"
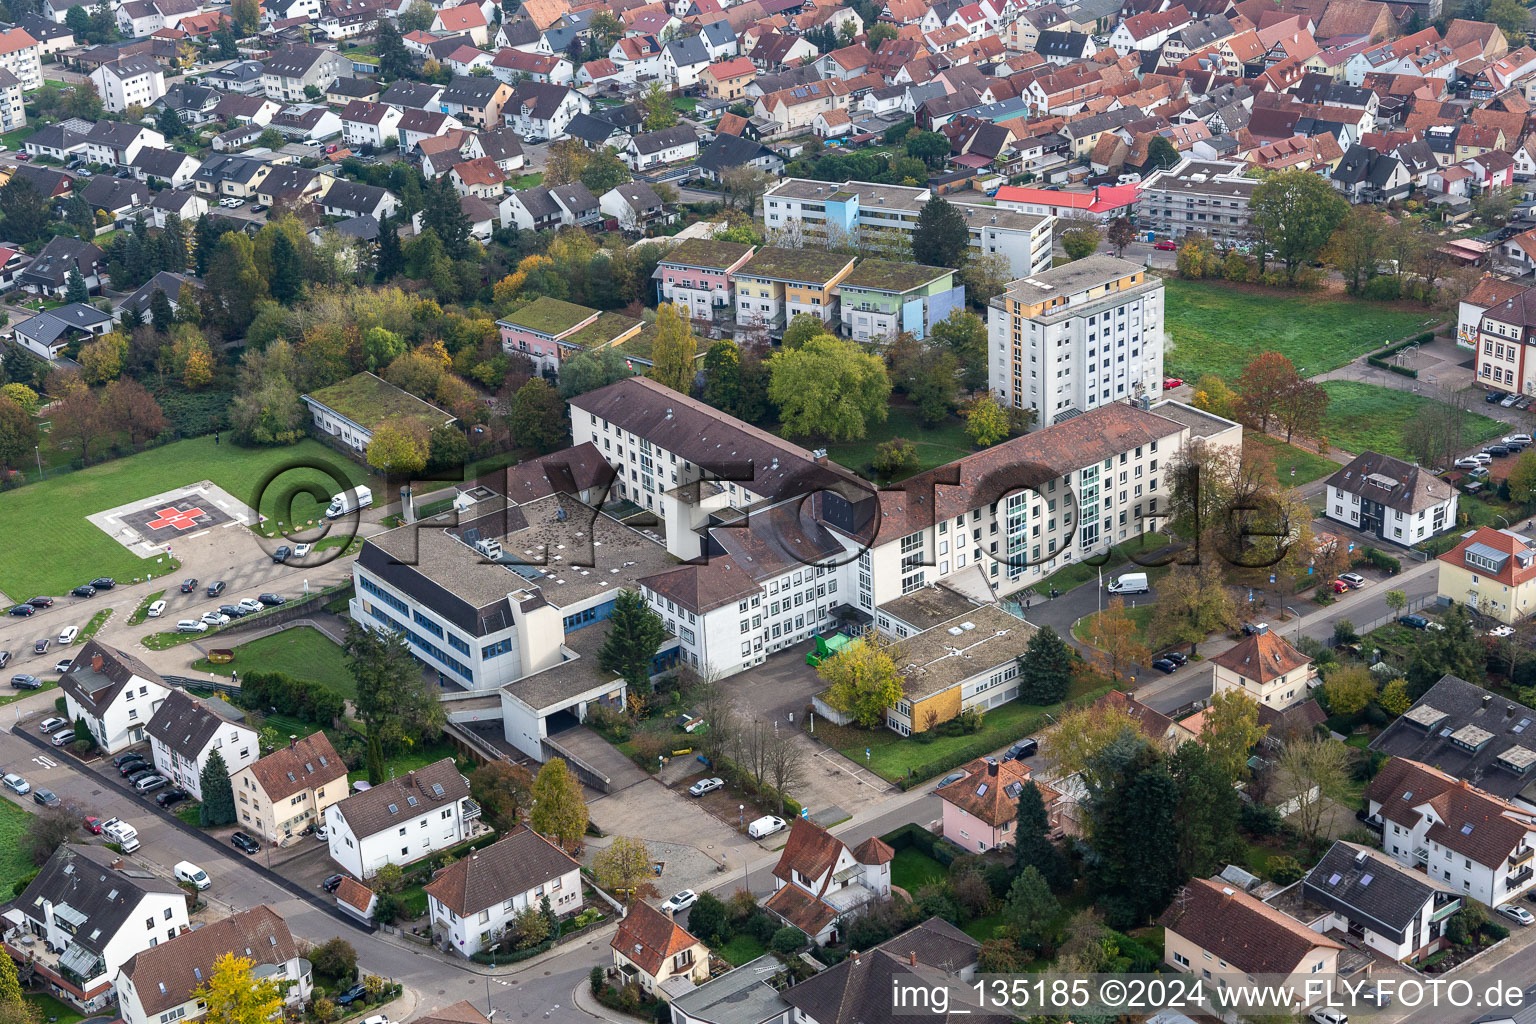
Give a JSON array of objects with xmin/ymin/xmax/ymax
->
[
  {"xmin": 90, "ymin": 654, "xmax": 103, "ymax": 672},
  {"xmin": 987, "ymin": 758, "xmax": 999, "ymax": 777},
  {"xmin": 1221, "ymin": 886, "xmax": 1235, "ymax": 903},
  {"xmin": 290, "ymin": 735, "xmax": 298, "ymax": 748},
  {"xmin": 908, "ymin": 951, "xmax": 917, "ymax": 966}
]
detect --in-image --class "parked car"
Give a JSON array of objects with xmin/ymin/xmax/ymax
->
[
  {"xmin": 89, "ymin": 578, "xmax": 115, "ymax": 590},
  {"xmin": 8, "ymin": 605, "xmax": 33, "ymax": 617},
  {"xmin": 662, "ymin": 890, "xmax": 698, "ymax": 914},
  {"xmin": 237, "ymin": 598, "xmax": 263, "ymax": 614},
  {"xmin": 156, "ymin": 788, "xmax": 190, "ymax": 808},
  {"xmin": 206, "ymin": 581, "xmax": 226, "ymax": 597},
  {"xmin": 180, "ymin": 578, "xmax": 198, "ymax": 593},
  {"xmin": 146, "ymin": 600, "xmax": 166, "ymax": 618},
  {"xmin": 1162, "ymin": 377, "xmax": 1184, "ymax": 389},
  {"xmin": 174, "ymin": 861, "xmax": 210, "ymax": 889},
  {"xmin": 51, "ymin": 730, "xmax": 71, "ymax": 746},
  {"xmin": 26, "ymin": 597, "xmax": 52, "ymax": 608},
  {"xmin": 1503, "ymin": 394, "xmax": 1521, "ymax": 407},
  {"xmin": 53, "ymin": 659, "xmax": 72, "ymax": 674},
  {"xmin": 293, "ymin": 543, "xmax": 312, "ymax": 558},
  {"xmin": 1151, "ymin": 658, "xmax": 1177, "ymax": 673},
  {"xmin": 201, "ymin": 611, "xmax": 230, "ymax": 627},
  {"xmin": 219, "ymin": 604, "xmax": 246, "ymax": 619},
  {"xmin": 1509, "ymin": 434, "xmax": 1535, "ymax": 446},
  {"xmin": 1486, "ymin": 445, "xmax": 1513, "ymax": 458},
  {"xmin": 126, "ymin": 768, "xmax": 158, "ymax": 784},
  {"xmin": 57, "ymin": 626, "xmax": 78, "ymax": 645},
  {"xmin": 176, "ymin": 620, "xmax": 208, "ymax": 633},
  {"xmin": 117, "ymin": 758, "xmax": 150, "ymax": 776},
  {"xmin": 689, "ymin": 777, "xmax": 724, "ymax": 797},
  {"xmin": 322, "ymin": 874, "xmax": 346, "ymax": 893},
  {"xmin": 134, "ymin": 775, "xmax": 168, "ymax": 794},
  {"xmin": 1473, "ymin": 452, "xmax": 1493, "ymax": 465},
  {"xmin": 1487, "ymin": 390, "xmax": 1508, "ymax": 403},
  {"xmin": 272, "ymin": 545, "xmax": 291, "ymax": 563},
  {"xmin": 33, "ymin": 638, "xmax": 48, "ymax": 654},
  {"xmin": 934, "ymin": 770, "xmax": 967, "ymax": 790},
  {"xmin": 258, "ymin": 593, "xmax": 285, "ymax": 606},
  {"xmin": 1004, "ymin": 738, "xmax": 1038, "ymax": 761},
  {"xmin": 83, "ymin": 816, "xmax": 102, "ymax": 834},
  {"xmin": 1339, "ymin": 573, "xmax": 1366, "ymax": 588},
  {"xmin": 231, "ymin": 831, "xmax": 260, "ymax": 854},
  {"xmin": 31, "ymin": 789, "xmax": 58, "ymax": 806},
  {"xmin": 1153, "ymin": 239, "xmax": 1177, "ymax": 250},
  {"xmin": 1455, "ymin": 457, "xmax": 1482, "ymax": 470},
  {"xmin": 112, "ymin": 752, "xmax": 146, "ymax": 768},
  {"xmin": 1399, "ymin": 614, "xmax": 1430, "ymax": 629},
  {"xmin": 2, "ymin": 774, "xmax": 29, "ymax": 795},
  {"xmin": 1497, "ymin": 903, "xmax": 1534, "ymax": 926},
  {"xmin": 336, "ymin": 985, "xmax": 368, "ymax": 1007},
  {"xmin": 747, "ymin": 815, "xmax": 785, "ymax": 839},
  {"xmin": 10, "ymin": 674, "xmax": 40, "ymax": 690},
  {"xmin": 1330, "ymin": 579, "xmax": 1349, "ymax": 593},
  {"xmin": 1308, "ymin": 1009, "xmax": 1348, "ymax": 1024},
  {"xmin": 71, "ymin": 585, "xmax": 96, "ymax": 597}
]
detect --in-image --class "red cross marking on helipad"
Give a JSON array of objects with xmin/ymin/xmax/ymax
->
[{"xmin": 146, "ymin": 506, "xmax": 206, "ymax": 531}]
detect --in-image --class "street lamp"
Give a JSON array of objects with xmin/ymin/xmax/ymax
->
[
  {"xmin": 34, "ymin": 445, "xmax": 41, "ymax": 480},
  {"xmin": 1284, "ymin": 605, "xmax": 1301, "ymax": 643},
  {"xmin": 485, "ymin": 944, "xmax": 500, "ymax": 1013}
]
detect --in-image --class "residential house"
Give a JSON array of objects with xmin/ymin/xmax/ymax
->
[
  {"xmin": 115, "ymin": 271, "xmax": 201, "ymax": 322},
  {"xmin": 12, "ymin": 303, "xmax": 113, "ymax": 359},
  {"xmin": 599, "ymin": 181, "xmax": 670, "ymax": 233},
  {"xmin": 145, "ymin": 690, "xmax": 260, "ymax": 802},
  {"xmin": 835, "ymin": 259, "xmax": 961, "ymax": 342},
  {"xmin": 324, "ymin": 758, "xmax": 480, "ymax": 879},
  {"xmin": 262, "ymin": 45, "xmax": 349, "ymax": 102},
  {"xmin": 116, "ymin": 907, "xmax": 310, "ymax": 1024},
  {"xmin": 192, "ymin": 153, "xmax": 275, "ymax": 199},
  {"xmin": 696, "ymin": 134, "xmax": 783, "ymax": 181},
  {"xmin": 440, "ymin": 75, "xmax": 512, "ymax": 129},
  {"xmin": 1436, "ymin": 525, "xmax": 1536, "ymax": 625},
  {"xmin": 733, "ymin": 246, "xmax": 857, "ymax": 330},
  {"xmin": 653, "ymin": 237, "xmax": 755, "ymax": 320},
  {"xmin": 762, "ymin": 817, "xmax": 892, "ymax": 945},
  {"xmin": 398, "ymin": 109, "xmax": 463, "ymax": 152},
  {"xmin": 451, "ymin": 156, "xmax": 506, "ymax": 199},
  {"xmin": 2, "ymin": 845, "xmax": 190, "ymax": 1012},
  {"xmin": 701, "ymin": 56, "xmax": 755, "ymax": 100},
  {"xmin": 0, "ymin": 69, "xmax": 23, "ymax": 134},
  {"xmin": 1210, "ymin": 629, "xmax": 1316, "ymax": 711},
  {"xmin": 339, "ymin": 100, "xmax": 402, "ymax": 150},
  {"xmin": 90, "ymin": 54, "xmax": 166, "ymax": 112},
  {"xmin": 229, "ymin": 732, "xmax": 348, "ymax": 844},
  {"xmin": 504, "ymin": 81, "xmax": 587, "ymax": 140},
  {"xmin": 623, "ymin": 125, "xmax": 698, "ymax": 170},
  {"xmin": 1364, "ymin": 756, "xmax": 1536, "ymax": 907},
  {"xmin": 0, "ymin": 27, "xmax": 40, "ymax": 90},
  {"xmin": 610, "ymin": 901, "xmax": 709, "ymax": 998},
  {"xmin": 18, "ymin": 237, "xmax": 105, "ymax": 298},
  {"xmin": 495, "ymin": 293, "xmax": 641, "ymax": 372},
  {"xmin": 325, "ymin": 75, "xmax": 381, "ymax": 105},
  {"xmin": 58, "ymin": 641, "xmax": 169, "ymax": 754},
  {"xmin": 268, "ymin": 104, "xmax": 343, "ymax": 142},
  {"xmin": 424, "ymin": 825, "xmax": 583, "ymax": 957},
  {"xmin": 1324, "ymin": 450, "xmax": 1458, "ymax": 547},
  {"xmin": 937, "ymin": 756, "xmax": 1064, "ymax": 853},
  {"xmin": 80, "ymin": 175, "xmax": 150, "ymax": 218},
  {"xmin": 319, "ymin": 180, "xmax": 400, "ymax": 221},
  {"xmin": 1159, "ymin": 877, "xmax": 1344, "ymax": 1011},
  {"xmin": 432, "ymin": 2, "xmax": 490, "ymax": 44},
  {"xmin": 662, "ymin": 34, "xmax": 712, "ymax": 88}
]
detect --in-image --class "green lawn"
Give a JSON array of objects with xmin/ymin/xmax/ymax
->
[
  {"xmin": 716, "ymin": 934, "xmax": 767, "ymax": 966},
  {"xmin": 508, "ymin": 172, "xmax": 544, "ymax": 190},
  {"xmin": 1319, "ymin": 382, "xmax": 1505, "ymax": 458},
  {"xmin": 1072, "ymin": 603, "xmax": 1156, "ymax": 647},
  {"xmin": 0, "ymin": 800, "xmax": 35, "ymax": 895},
  {"xmin": 961, "ymin": 912, "xmax": 1005, "ymax": 942},
  {"xmin": 0, "ymin": 437, "xmax": 372, "ymax": 598},
  {"xmin": 128, "ymin": 590, "xmax": 166, "ymax": 625},
  {"xmin": 190, "ymin": 625, "xmax": 355, "ymax": 698},
  {"xmin": 890, "ymin": 847, "xmax": 946, "ymax": 893},
  {"xmin": 1245, "ymin": 434, "xmax": 1338, "ymax": 485},
  {"xmin": 1162, "ymin": 279, "xmax": 1432, "ymax": 382},
  {"xmin": 0, "ymin": 680, "xmax": 55, "ymax": 707},
  {"xmin": 25, "ymin": 993, "xmax": 82, "ymax": 1024},
  {"xmin": 825, "ymin": 674, "xmax": 1114, "ymax": 783},
  {"xmin": 672, "ymin": 96, "xmax": 698, "ymax": 113},
  {"xmin": 347, "ymin": 738, "xmax": 463, "ymax": 785},
  {"xmin": 1, "ymin": 123, "xmax": 37, "ymax": 149},
  {"xmin": 822, "ymin": 407, "xmax": 975, "ymax": 481}
]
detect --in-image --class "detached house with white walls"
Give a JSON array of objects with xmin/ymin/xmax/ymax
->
[
  {"xmin": 424, "ymin": 825, "xmax": 583, "ymax": 957},
  {"xmin": 762, "ymin": 817, "xmax": 893, "ymax": 946},
  {"xmin": 1364, "ymin": 757, "xmax": 1536, "ymax": 908},
  {"xmin": 1325, "ymin": 450, "xmax": 1457, "ymax": 548},
  {"xmin": 324, "ymin": 758, "xmax": 481, "ymax": 879},
  {"xmin": 3, "ymin": 845, "xmax": 190, "ymax": 1013},
  {"xmin": 58, "ymin": 641, "xmax": 170, "ymax": 754},
  {"xmin": 144, "ymin": 690, "xmax": 259, "ymax": 802},
  {"xmin": 90, "ymin": 54, "xmax": 166, "ymax": 113},
  {"xmin": 1210, "ymin": 629, "xmax": 1317, "ymax": 712},
  {"xmin": 116, "ymin": 907, "xmax": 310, "ymax": 1024}
]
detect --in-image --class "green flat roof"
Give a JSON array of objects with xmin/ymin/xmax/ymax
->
[
  {"xmin": 504, "ymin": 295, "xmax": 599, "ymax": 337},
  {"xmin": 736, "ymin": 246, "xmax": 856, "ymax": 284},
  {"xmin": 839, "ymin": 259, "xmax": 953, "ymax": 294},
  {"xmin": 617, "ymin": 322, "xmax": 711, "ymax": 363},
  {"xmin": 562, "ymin": 310, "xmax": 643, "ymax": 350},
  {"xmin": 305, "ymin": 371, "xmax": 453, "ymax": 432},
  {"xmin": 661, "ymin": 238, "xmax": 755, "ymax": 270}
]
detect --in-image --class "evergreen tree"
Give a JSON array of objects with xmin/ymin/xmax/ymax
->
[
  {"xmin": 1014, "ymin": 781, "xmax": 1068, "ymax": 890},
  {"xmin": 1089, "ymin": 743, "xmax": 1182, "ymax": 928},
  {"xmin": 120, "ymin": 302, "xmax": 144, "ymax": 333},
  {"xmin": 156, "ymin": 104, "xmax": 185, "ymax": 140},
  {"xmin": 0, "ymin": 177, "xmax": 50, "ymax": 244},
  {"xmin": 1168, "ymin": 741, "xmax": 1242, "ymax": 880},
  {"xmin": 376, "ymin": 18, "xmax": 413, "ymax": 80},
  {"xmin": 596, "ymin": 590, "xmax": 667, "ymax": 690},
  {"xmin": 701, "ymin": 338, "xmax": 740, "ymax": 411},
  {"xmin": 215, "ymin": 24, "xmax": 239, "ymax": 59},
  {"xmin": 422, "ymin": 176, "xmax": 471, "ymax": 260},
  {"xmin": 198, "ymin": 748, "xmax": 237, "ymax": 826},
  {"xmin": 912, "ymin": 195, "xmax": 969, "ymax": 268},
  {"xmin": 267, "ymin": 231, "xmax": 303, "ymax": 304},
  {"xmin": 375, "ymin": 217, "xmax": 403, "ymax": 282},
  {"xmin": 1017, "ymin": 626, "xmax": 1073, "ymax": 704},
  {"xmin": 65, "ymin": 269, "xmax": 88, "ymax": 304},
  {"xmin": 149, "ymin": 287, "xmax": 174, "ymax": 333},
  {"xmin": 65, "ymin": 194, "xmax": 94, "ymax": 236}
]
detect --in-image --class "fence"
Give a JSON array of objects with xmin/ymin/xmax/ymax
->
[{"xmin": 1323, "ymin": 592, "xmax": 1436, "ymax": 646}]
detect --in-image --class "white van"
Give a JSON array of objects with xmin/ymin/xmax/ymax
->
[
  {"xmin": 174, "ymin": 861, "xmax": 210, "ymax": 890},
  {"xmin": 101, "ymin": 817, "xmax": 140, "ymax": 853},
  {"xmin": 325, "ymin": 485, "xmax": 373, "ymax": 518},
  {"xmin": 747, "ymin": 815, "xmax": 785, "ymax": 839},
  {"xmin": 1107, "ymin": 572, "xmax": 1149, "ymax": 594}
]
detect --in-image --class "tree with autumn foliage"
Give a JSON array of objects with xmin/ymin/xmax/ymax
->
[{"xmin": 1086, "ymin": 598, "xmax": 1149, "ymax": 682}]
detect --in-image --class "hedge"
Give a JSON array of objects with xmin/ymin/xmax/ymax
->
[
  {"xmin": 469, "ymin": 935, "xmax": 555, "ymax": 965},
  {"xmin": 1363, "ymin": 332, "xmax": 1436, "ymax": 379},
  {"xmin": 880, "ymin": 823, "xmax": 956, "ymax": 867}
]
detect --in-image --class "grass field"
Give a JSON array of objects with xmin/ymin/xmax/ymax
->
[
  {"xmin": 1072, "ymin": 603, "xmax": 1156, "ymax": 647},
  {"xmin": 822, "ymin": 407, "xmax": 974, "ymax": 481},
  {"xmin": 891, "ymin": 847, "xmax": 946, "ymax": 893},
  {"xmin": 716, "ymin": 934, "xmax": 767, "ymax": 966},
  {"xmin": 25, "ymin": 993, "xmax": 82, "ymax": 1024},
  {"xmin": 0, "ymin": 800, "xmax": 34, "ymax": 894},
  {"xmin": 1319, "ymin": 382, "xmax": 1505, "ymax": 458},
  {"xmin": 1245, "ymin": 434, "xmax": 1339, "ymax": 485},
  {"xmin": 128, "ymin": 590, "xmax": 165, "ymax": 625},
  {"xmin": 0, "ymin": 437, "xmax": 372, "ymax": 598},
  {"xmin": 191, "ymin": 625, "xmax": 355, "ymax": 698},
  {"xmin": 346, "ymin": 738, "xmax": 462, "ymax": 785},
  {"xmin": 1162, "ymin": 280, "xmax": 1432, "ymax": 382},
  {"xmin": 1031, "ymin": 532, "xmax": 1168, "ymax": 597}
]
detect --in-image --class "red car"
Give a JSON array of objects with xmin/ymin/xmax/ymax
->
[
  {"xmin": 1153, "ymin": 239, "xmax": 1177, "ymax": 250},
  {"xmin": 14, "ymin": 152, "xmax": 29, "ymax": 161},
  {"xmin": 1330, "ymin": 579, "xmax": 1350, "ymax": 593},
  {"xmin": 83, "ymin": 816, "xmax": 102, "ymax": 834},
  {"xmin": 325, "ymin": 145, "xmax": 338, "ymax": 153},
  {"xmin": 1163, "ymin": 377, "xmax": 1184, "ymax": 390}
]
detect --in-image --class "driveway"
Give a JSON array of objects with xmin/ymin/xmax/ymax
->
[{"xmin": 545, "ymin": 725, "xmax": 648, "ymax": 793}]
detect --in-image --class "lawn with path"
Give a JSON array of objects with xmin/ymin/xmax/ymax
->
[
  {"xmin": 1162, "ymin": 280, "xmax": 1432, "ymax": 382},
  {"xmin": 1245, "ymin": 434, "xmax": 1338, "ymax": 485},
  {"xmin": 1319, "ymin": 382, "xmax": 1505, "ymax": 458},
  {"xmin": 0, "ymin": 437, "xmax": 372, "ymax": 598},
  {"xmin": 191, "ymin": 625, "xmax": 355, "ymax": 699},
  {"xmin": 822, "ymin": 407, "xmax": 975, "ymax": 481}
]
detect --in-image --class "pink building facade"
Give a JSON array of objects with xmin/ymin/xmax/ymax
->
[{"xmin": 654, "ymin": 239, "xmax": 755, "ymax": 322}]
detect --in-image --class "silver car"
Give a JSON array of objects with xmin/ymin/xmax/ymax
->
[{"xmin": 2, "ymin": 774, "xmax": 29, "ymax": 795}]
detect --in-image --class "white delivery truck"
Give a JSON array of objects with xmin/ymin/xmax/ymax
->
[
  {"xmin": 1107, "ymin": 572, "xmax": 1149, "ymax": 595},
  {"xmin": 325, "ymin": 485, "xmax": 373, "ymax": 519},
  {"xmin": 101, "ymin": 817, "xmax": 140, "ymax": 853}
]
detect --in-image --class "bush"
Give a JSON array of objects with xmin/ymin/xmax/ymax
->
[
  {"xmin": 590, "ymin": 967, "xmax": 604, "ymax": 995},
  {"xmin": 1268, "ymin": 855, "xmax": 1306, "ymax": 885},
  {"xmin": 770, "ymin": 926, "xmax": 807, "ymax": 954},
  {"xmin": 1355, "ymin": 547, "xmax": 1401, "ymax": 575},
  {"xmin": 237, "ymin": 670, "xmax": 346, "ymax": 725},
  {"xmin": 1239, "ymin": 801, "xmax": 1283, "ymax": 837}
]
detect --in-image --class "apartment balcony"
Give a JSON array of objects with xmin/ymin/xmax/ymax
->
[
  {"xmin": 1506, "ymin": 864, "xmax": 1533, "ymax": 890},
  {"xmin": 1509, "ymin": 847, "xmax": 1533, "ymax": 868},
  {"xmin": 463, "ymin": 798, "xmax": 482, "ymax": 822}
]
